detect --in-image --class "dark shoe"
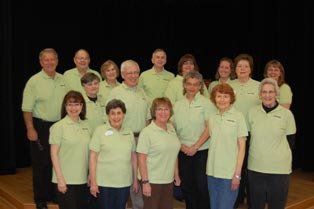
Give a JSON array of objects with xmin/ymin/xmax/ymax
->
[{"xmin": 36, "ymin": 202, "xmax": 48, "ymax": 209}]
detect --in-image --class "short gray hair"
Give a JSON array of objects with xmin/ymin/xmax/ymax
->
[{"xmin": 259, "ymin": 77, "xmax": 280, "ymax": 97}]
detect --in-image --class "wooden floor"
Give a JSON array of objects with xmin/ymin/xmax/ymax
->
[{"xmin": 0, "ymin": 167, "xmax": 313, "ymax": 209}]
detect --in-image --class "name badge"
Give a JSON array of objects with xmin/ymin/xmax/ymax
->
[{"xmin": 105, "ymin": 130, "xmax": 114, "ymax": 136}]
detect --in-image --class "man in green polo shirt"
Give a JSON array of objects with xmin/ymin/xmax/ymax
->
[
  {"xmin": 63, "ymin": 49, "xmax": 101, "ymax": 94},
  {"xmin": 21, "ymin": 48, "xmax": 67, "ymax": 209},
  {"xmin": 138, "ymin": 48, "xmax": 174, "ymax": 103}
]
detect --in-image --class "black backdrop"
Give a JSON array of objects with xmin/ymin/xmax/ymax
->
[{"xmin": 1, "ymin": 0, "xmax": 312, "ymax": 174}]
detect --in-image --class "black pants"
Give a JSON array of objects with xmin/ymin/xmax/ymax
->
[
  {"xmin": 56, "ymin": 184, "xmax": 88, "ymax": 209},
  {"xmin": 31, "ymin": 118, "xmax": 55, "ymax": 203},
  {"xmin": 248, "ymin": 170, "xmax": 289, "ymax": 209},
  {"xmin": 179, "ymin": 150, "xmax": 210, "ymax": 209}
]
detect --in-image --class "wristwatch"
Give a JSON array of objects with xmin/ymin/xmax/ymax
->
[{"xmin": 141, "ymin": 180, "xmax": 149, "ymax": 184}]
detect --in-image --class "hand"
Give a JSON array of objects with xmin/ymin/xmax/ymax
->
[
  {"xmin": 180, "ymin": 144, "xmax": 189, "ymax": 153},
  {"xmin": 132, "ymin": 179, "xmax": 139, "ymax": 193},
  {"xmin": 186, "ymin": 146, "xmax": 198, "ymax": 156},
  {"xmin": 231, "ymin": 176, "xmax": 240, "ymax": 191},
  {"xmin": 27, "ymin": 127, "xmax": 38, "ymax": 141},
  {"xmin": 90, "ymin": 183, "xmax": 99, "ymax": 197},
  {"xmin": 142, "ymin": 183, "xmax": 151, "ymax": 197},
  {"xmin": 174, "ymin": 175, "xmax": 181, "ymax": 186},
  {"xmin": 57, "ymin": 181, "xmax": 67, "ymax": 194}
]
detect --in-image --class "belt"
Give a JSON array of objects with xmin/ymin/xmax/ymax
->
[
  {"xmin": 33, "ymin": 117, "xmax": 56, "ymax": 124},
  {"xmin": 133, "ymin": 132, "xmax": 140, "ymax": 137}
]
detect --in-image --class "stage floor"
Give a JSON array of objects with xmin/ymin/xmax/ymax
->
[{"xmin": 0, "ymin": 167, "xmax": 313, "ymax": 209}]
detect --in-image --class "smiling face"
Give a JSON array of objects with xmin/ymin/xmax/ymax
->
[
  {"xmin": 215, "ymin": 92, "xmax": 231, "ymax": 112},
  {"xmin": 122, "ymin": 64, "xmax": 140, "ymax": 87},
  {"xmin": 108, "ymin": 107, "xmax": 125, "ymax": 129},
  {"xmin": 218, "ymin": 60, "xmax": 232, "ymax": 80},
  {"xmin": 155, "ymin": 104, "xmax": 171, "ymax": 124},
  {"xmin": 235, "ymin": 59, "xmax": 251, "ymax": 80},
  {"xmin": 104, "ymin": 64, "xmax": 118, "ymax": 82},
  {"xmin": 40, "ymin": 52, "xmax": 58, "ymax": 77},
  {"xmin": 266, "ymin": 65, "xmax": 281, "ymax": 82},
  {"xmin": 65, "ymin": 102, "xmax": 83, "ymax": 119},
  {"xmin": 74, "ymin": 50, "xmax": 90, "ymax": 71},
  {"xmin": 260, "ymin": 83, "xmax": 277, "ymax": 108},
  {"xmin": 83, "ymin": 79, "xmax": 100, "ymax": 97},
  {"xmin": 184, "ymin": 77, "xmax": 202, "ymax": 97}
]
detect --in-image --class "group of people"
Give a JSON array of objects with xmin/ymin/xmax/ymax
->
[{"xmin": 21, "ymin": 47, "xmax": 296, "ymax": 209}]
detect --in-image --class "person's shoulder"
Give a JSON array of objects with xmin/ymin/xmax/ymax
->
[
  {"xmin": 163, "ymin": 69, "xmax": 175, "ymax": 76},
  {"xmin": 63, "ymin": 68, "xmax": 76, "ymax": 75}
]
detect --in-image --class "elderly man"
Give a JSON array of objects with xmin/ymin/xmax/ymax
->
[{"xmin": 106, "ymin": 59, "xmax": 150, "ymax": 209}]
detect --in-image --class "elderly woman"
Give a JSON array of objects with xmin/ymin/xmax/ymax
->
[
  {"xmin": 264, "ymin": 59, "xmax": 293, "ymax": 109},
  {"xmin": 229, "ymin": 53, "xmax": 260, "ymax": 207},
  {"xmin": 206, "ymin": 83, "xmax": 248, "ymax": 209},
  {"xmin": 81, "ymin": 72, "xmax": 106, "ymax": 133},
  {"xmin": 247, "ymin": 78, "xmax": 296, "ymax": 209},
  {"xmin": 171, "ymin": 70, "xmax": 216, "ymax": 209},
  {"xmin": 98, "ymin": 59, "xmax": 121, "ymax": 101},
  {"xmin": 50, "ymin": 90, "xmax": 91, "ymax": 209},
  {"xmin": 137, "ymin": 97, "xmax": 181, "ymax": 209},
  {"xmin": 89, "ymin": 99, "xmax": 138, "ymax": 209}
]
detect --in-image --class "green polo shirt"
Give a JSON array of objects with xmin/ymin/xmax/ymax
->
[
  {"xmin": 98, "ymin": 80, "xmax": 120, "ymax": 102},
  {"xmin": 83, "ymin": 93, "xmax": 107, "ymax": 133},
  {"xmin": 21, "ymin": 70, "xmax": 67, "ymax": 121},
  {"xmin": 279, "ymin": 83, "xmax": 293, "ymax": 105},
  {"xmin": 106, "ymin": 83, "xmax": 151, "ymax": 133},
  {"xmin": 49, "ymin": 116, "xmax": 92, "ymax": 184},
  {"xmin": 138, "ymin": 68, "xmax": 174, "ymax": 103},
  {"xmin": 206, "ymin": 107, "xmax": 248, "ymax": 179},
  {"xmin": 165, "ymin": 75, "xmax": 209, "ymax": 104},
  {"xmin": 247, "ymin": 105, "xmax": 296, "ymax": 174},
  {"xmin": 229, "ymin": 78, "xmax": 261, "ymax": 117},
  {"xmin": 89, "ymin": 123, "xmax": 135, "ymax": 187},
  {"xmin": 171, "ymin": 93, "xmax": 216, "ymax": 150},
  {"xmin": 63, "ymin": 68, "xmax": 101, "ymax": 93},
  {"xmin": 136, "ymin": 121, "xmax": 181, "ymax": 184},
  {"xmin": 207, "ymin": 78, "xmax": 232, "ymax": 94}
]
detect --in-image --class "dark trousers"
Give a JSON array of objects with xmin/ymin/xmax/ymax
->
[
  {"xmin": 143, "ymin": 183, "xmax": 173, "ymax": 209},
  {"xmin": 179, "ymin": 150, "xmax": 210, "ymax": 209},
  {"xmin": 31, "ymin": 118, "xmax": 55, "ymax": 203},
  {"xmin": 56, "ymin": 184, "xmax": 88, "ymax": 209},
  {"xmin": 98, "ymin": 186, "xmax": 130, "ymax": 209},
  {"xmin": 248, "ymin": 170, "xmax": 289, "ymax": 209},
  {"xmin": 234, "ymin": 136, "xmax": 250, "ymax": 208}
]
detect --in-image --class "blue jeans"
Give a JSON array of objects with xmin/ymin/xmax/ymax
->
[
  {"xmin": 207, "ymin": 176, "xmax": 239, "ymax": 209},
  {"xmin": 98, "ymin": 186, "xmax": 130, "ymax": 209}
]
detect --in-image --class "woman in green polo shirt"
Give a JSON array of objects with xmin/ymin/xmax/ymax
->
[
  {"xmin": 247, "ymin": 78, "xmax": 296, "ymax": 209},
  {"xmin": 137, "ymin": 97, "xmax": 181, "ymax": 209},
  {"xmin": 171, "ymin": 70, "xmax": 216, "ymax": 209},
  {"xmin": 89, "ymin": 99, "xmax": 138, "ymax": 209},
  {"xmin": 50, "ymin": 90, "xmax": 91, "ymax": 209},
  {"xmin": 264, "ymin": 59, "xmax": 293, "ymax": 109},
  {"xmin": 206, "ymin": 83, "xmax": 248, "ymax": 209}
]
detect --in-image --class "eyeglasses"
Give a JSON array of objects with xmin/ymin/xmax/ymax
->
[
  {"xmin": 156, "ymin": 107, "xmax": 170, "ymax": 112},
  {"xmin": 124, "ymin": 71, "xmax": 140, "ymax": 76},
  {"xmin": 75, "ymin": 57, "xmax": 90, "ymax": 61}
]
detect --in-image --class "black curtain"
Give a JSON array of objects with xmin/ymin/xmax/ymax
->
[
  {"xmin": 0, "ymin": 0, "xmax": 16, "ymax": 174},
  {"xmin": 1, "ymin": 0, "xmax": 313, "ymax": 174}
]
